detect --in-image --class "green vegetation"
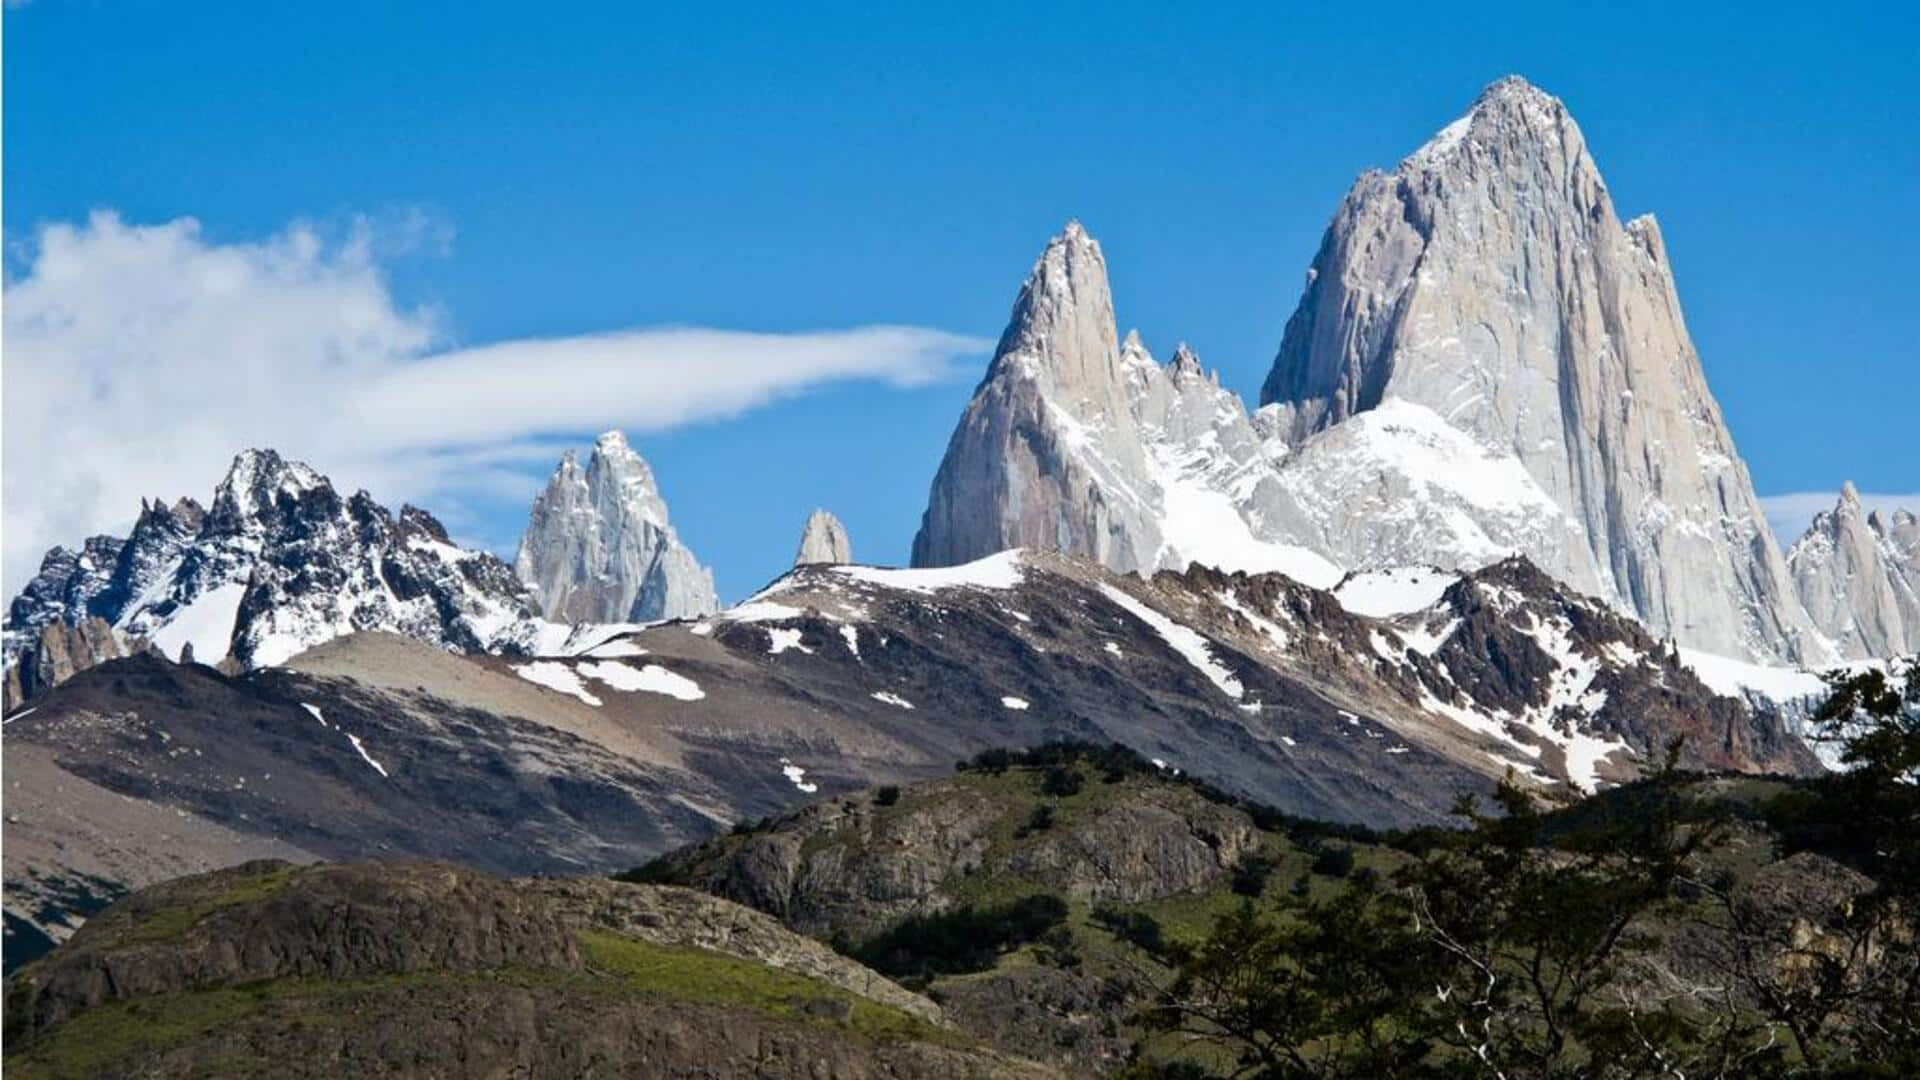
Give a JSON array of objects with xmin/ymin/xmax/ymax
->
[
  {"xmin": 576, "ymin": 930, "xmax": 948, "ymax": 1044},
  {"xmin": 8, "ymin": 926, "xmax": 961, "ymax": 1078},
  {"xmin": 1132, "ymin": 666, "xmax": 1920, "ymax": 1078},
  {"xmin": 6, "ymin": 983, "xmax": 273, "ymax": 1080},
  {"xmin": 101, "ymin": 864, "xmax": 298, "ymax": 949}
]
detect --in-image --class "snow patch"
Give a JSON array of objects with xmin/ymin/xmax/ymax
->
[
  {"xmin": 779, "ymin": 758, "xmax": 818, "ymax": 794},
  {"xmin": 1098, "ymin": 583, "xmax": 1243, "ymax": 701},
  {"xmin": 1678, "ymin": 648, "xmax": 1827, "ymax": 702},
  {"xmin": 829, "ymin": 550, "xmax": 1025, "ymax": 594},
  {"xmin": 871, "ymin": 691, "xmax": 915, "ymax": 709},
  {"xmin": 1001, "ymin": 695, "xmax": 1030, "ymax": 711},
  {"xmin": 727, "ymin": 601, "xmax": 806, "ymax": 624},
  {"xmin": 580, "ymin": 660, "xmax": 705, "ymax": 701},
  {"xmin": 512, "ymin": 661, "xmax": 603, "ymax": 707},
  {"xmin": 148, "ymin": 582, "xmax": 247, "ymax": 664},
  {"xmin": 767, "ymin": 627, "xmax": 811, "ymax": 655},
  {"xmin": 344, "ymin": 732, "xmax": 389, "ymax": 778},
  {"xmin": 1335, "ymin": 566, "xmax": 1458, "ymax": 618}
]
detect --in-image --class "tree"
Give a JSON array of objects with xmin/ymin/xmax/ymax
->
[{"xmin": 1141, "ymin": 882, "xmax": 1435, "ymax": 1078}]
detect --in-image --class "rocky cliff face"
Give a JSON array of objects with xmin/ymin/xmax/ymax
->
[
  {"xmin": 1787, "ymin": 485, "xmax": 1920, "ymax": 658},
  {"xmin": 515, "ymin": 431, "xmax": 718, "ymax": 623},
  {"xmin": 794, "ymin": 509, "xmax": 853, "ymax": 565},
  {"xmin": 911, "ymin": 224, "xmax": 1338, "ymax": 587},
  {"xmin": 1260, "ymin": 76, "xmax": 1822, "ymax": 665},
  {"xmin": 2, "ymin": 617, "xmax": 155, "ymax": 711},
  {"xmin": 2, "ymin": 450, "xmax": 549, "ymax": 695}
]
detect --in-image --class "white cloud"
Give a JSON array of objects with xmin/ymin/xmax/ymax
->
[
  {"xmin": 1760, "ymin": 491, "xmax": 1920, "ymax": 543},
  {"xmin": 1, "ymin": 211, "xmax": 984, "ymax": 595}
]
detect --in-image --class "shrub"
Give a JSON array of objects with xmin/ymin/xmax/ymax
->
[
  {"xmin": 1231, "ymin": 852, "xmax": 1278, "ymax": 897},
  {"xmin": 1040, "ymin": 766, "xmax": 1084, "ymax": 798},
  {"xmin": 874, "ymin": 785, "xmax": 901, "ymax": 807},
  {"xmin": 1311, "ymin": 845, "xmax": 1355, "ymax": 879},
  {"xmin": 849, "ymin": 893, "xmax": 1069, "ymax": 979},
  {"xmin": 1092, "ymin": 904, "xmax": 1166, "ymax": 956},
  {"xmin": 1017, "ymin": 804, "xmax": 1056, "ymax": 836}
]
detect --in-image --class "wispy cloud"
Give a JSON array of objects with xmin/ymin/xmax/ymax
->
[
  {"xmin": 1760, "ymin": 491, "xmax": 1920, "ymax": 543},
  {"xmin": 1, "ymin": 211, "xmax": 985, "ymax": 594}
]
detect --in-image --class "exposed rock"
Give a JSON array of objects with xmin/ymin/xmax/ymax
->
[
  {"xmin": 1003, "ymin": 783, "xmax": 1261, "ymax": 904},
  {"xmin": 652, "ymin": 773, "xmax": 1265, "ymax": 942},
  {"xmin": 6, "ymin": 860, "xmax": 581, "ymax": 1040},
  {"xmin": 910, "ymin": 225, "xmax": 1339, "ymax": 588},
  {"xmin": 3, "ymin": 617, "xmax": 154, "ymax": 711},
  {"xmin": 1260, "ymin": 76, "xmax": 1823, "ymax": 665},
  {"xmin": 1787, "ymin": 484, "xmax": 1920, "ymax": 658},
  {"xmin": 795, "ymin": 508, "xmax": 854, "ymax": 565},
  {"xmin": 515, "ymin": 430, "xmax": 718, "ymax": 622}
]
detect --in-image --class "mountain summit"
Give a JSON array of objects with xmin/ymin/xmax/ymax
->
[
  {"xmin": 515, "ymin": 432, "xmax": 718, "ymax": 623},
  {"xmin": 913, "ymin": 77, "xmax": 1844, "ymax": 665},
  {"xmin": 1259, "ymin": 74, "xmax": 1822, "ymax": 663}
]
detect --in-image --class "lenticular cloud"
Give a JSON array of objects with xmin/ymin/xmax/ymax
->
[{"xmin": 0, "ymin": 211, "xmax": 983, "ymax": 595}]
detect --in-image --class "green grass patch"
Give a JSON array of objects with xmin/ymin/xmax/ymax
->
[
  {"xmin": 576, "ymin": 930, "xmax": 951, "ymax": 1045},
  {"xmin": 109, "ymin": 866, "xmax": 299, "ymax": 949}
]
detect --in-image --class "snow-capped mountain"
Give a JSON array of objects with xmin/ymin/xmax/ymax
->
[
  {"xmin": 915, "ymin": 77, "xmax": 1844, "ymax": 667},
  {"xmin": 794, "ymin": 509, "xmax": 853, "ymax": 565},
  {"xmin": 3, "ymin": 448, "xmax": 549, "ymax": 703},
  {"xmin": 515, "ymin": 431, "xmax": 718, "ymax": 623},
  {"xmin": 1787, "ymin": 484, "xmax": 1920, "ymax": 658},
  {"xmin": 1261, "ymin": 75, "xmax": 1822, "ymax": 665}
]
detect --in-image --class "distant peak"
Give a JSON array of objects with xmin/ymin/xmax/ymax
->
[
  {"xmin": 1840, "ymin": 480, "xmax": 1862, "ymax": 506},
  {"xmin": 219, "ymin": 448, "xmax": 323, "ymax": 496},
  {"xmin": 1168, "ymin": 341, "xmax": 1203, "ymax": 379},
  {"xmin": 1474, "ymin": 74, "xmax": 1555, "ymax": 107},
  {"xmin": 594, "ymin": 430, "xmax": 634, "ymax": 454},
  {"xmin": 1401, "ymin": 74, "xmax": 1572, "ymax": 173},
  {"xmin": 796, "ymin": 508, "xmax": 853, "ymax": 566}
]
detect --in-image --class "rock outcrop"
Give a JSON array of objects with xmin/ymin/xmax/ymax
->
[
  {"xmin": 515, "ymin": 431, "xmax": 718, "ymax": 623},
  {"xmin": 2, "ymin": 617, "xmax": 154, "ymax": 711},
  {"xmin": 1787, "ymin": 484, "xmax": 1920, "ymax": 658},
  {"xmin": 1260, "ymin": 75, "xmax": 1822, "ymax": 665},
  {"xmin": 2, "ymin": 451, "xmax": 546, "ymax": 692},
  {"xmin": 794, "ymin": 508, "xmax": 853, "ymax": 565}
]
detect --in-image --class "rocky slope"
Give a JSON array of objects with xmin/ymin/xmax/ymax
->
[
  {"xmin": 0, "ymin": 639, "xmax": 755, "ymax": 968},
  {"xmin": 2, "ymin": 450, "xmax": 553, "ymax": 707},
  {"xmin": 795, "ymin": 508, "xmax": 854, "ymax": 565},
  {"xmin": 515, "ymin": 431, "xmax": 718, "ymax": 623},
  {"xmin": 1787, "ymin": 484, "xmax": 1920, "ymax": 658},
  {"xmin": 5, "ymin": 546, "xmax": 1817, "ymax": 968},
  {"xmin": 912, "ymin": 77, "xmax": 1841, "ymax": 667},
  {"xmin": 4, "ymin": 860, "xmax": 1043, "ymax": 1079},
  {"xmin": 1261, "ymin": 75, "xmax": 1822, "ymax": 665}
]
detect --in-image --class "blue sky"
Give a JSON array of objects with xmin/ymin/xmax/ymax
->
[{"xmin": 6, "ymin": 1, "xmax": 1916, "ymax": 600}]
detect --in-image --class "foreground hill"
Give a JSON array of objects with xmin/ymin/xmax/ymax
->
[
  {"xmin": 636, "ymin": 739, "xmax": 1917, "ymax": 1075},
  {"xmin": 3, "ymin": 859, "xmax": 1048, "ymax": 1078}
]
